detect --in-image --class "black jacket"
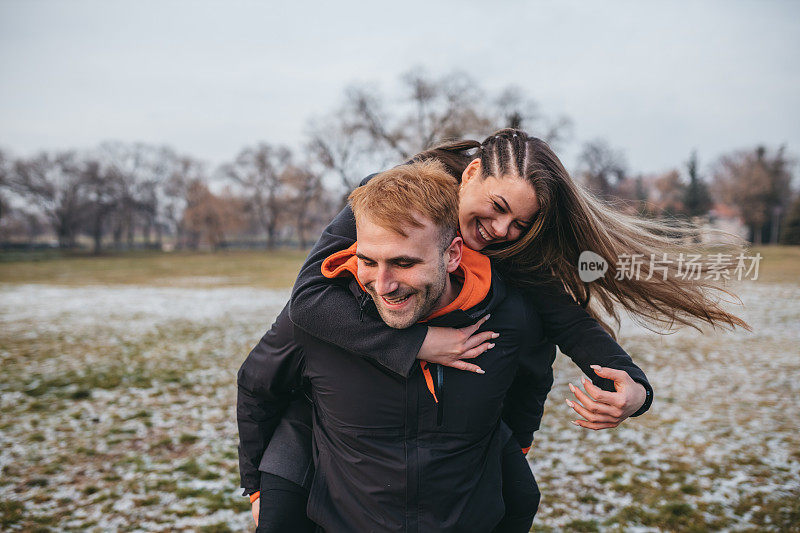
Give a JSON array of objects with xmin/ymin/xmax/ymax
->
[
  {"xmin": 289, "ymin": 196, "xmax": 653, "ymax": 404},
  {"xmin": 253, "ymin": 266, "xmax": 546, "ymax": 532},
  {"xmin": 239, "ymin": 179, "xmax": 653, "ymax": 500}
]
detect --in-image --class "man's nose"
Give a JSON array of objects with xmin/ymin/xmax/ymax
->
[{"xmin": 374, "ymin": 266, "xmax": 398, "ymax": 295}]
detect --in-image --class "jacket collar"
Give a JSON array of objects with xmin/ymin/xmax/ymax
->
[{"xmin": 321, "ymin": 242, "xmax": 499, "ymax": 326}]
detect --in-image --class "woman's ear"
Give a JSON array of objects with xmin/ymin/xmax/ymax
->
[{"xmin": 461, "ymin": 158, "xmax": 482, "ymax": 185}]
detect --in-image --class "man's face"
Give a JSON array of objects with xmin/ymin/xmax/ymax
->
[{"xmin": 356, "ymin": 215, "xmax": 457, "ymax": 329}]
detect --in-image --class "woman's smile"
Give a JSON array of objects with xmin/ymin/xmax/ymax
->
[
  {"xmin": 476, "ymin": 219, "xmax": 494, "ymax": 245},
  {"xmin": 458, "ymin": 163, "xmax": 539, "ymax": 251}
]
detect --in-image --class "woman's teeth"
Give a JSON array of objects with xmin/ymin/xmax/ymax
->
[{"xmin": 478, "ymin": 223, "xmax": 491, "ymax": 241}]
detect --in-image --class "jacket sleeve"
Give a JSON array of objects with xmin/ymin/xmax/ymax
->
[
  {"xmin": 237, "ymin": 303, "xmax": 305, "ymax": 492},
  {"xmin": 525, "ymin": 282, "xmax": 654, "ymax": 417},
  {"xmin": 501, "ymin": 341, "xmax": 556, "ymax": 450},
  {"xmin": 289, "ymin": 186, "xmax": 428, "ymax": 378}
]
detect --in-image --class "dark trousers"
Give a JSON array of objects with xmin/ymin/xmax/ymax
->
[
  {"xmin": 255, "ymin": 473, "xmax": 317, "ymax": 533},
  {"xmin": 492, "ymin": 438, "xmax": 541, "ymax": 533},
  {"xmin": 255, "ymin": 440, "xmax": 539, "ymax": 533}
]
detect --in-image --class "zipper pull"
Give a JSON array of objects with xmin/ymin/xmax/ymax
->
[{"xmin": 358, "ymin": 293, "xmax": 369, "ymax": 322}]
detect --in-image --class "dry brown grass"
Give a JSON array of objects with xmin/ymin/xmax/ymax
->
[{"xmin": 0, "ymin": 249, "xmax": 308, "ymax": 288}]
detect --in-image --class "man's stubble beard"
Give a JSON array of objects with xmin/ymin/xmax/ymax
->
[{"xmin": 370, "ymin": 258, "xmax": 449, "ymax": 330}]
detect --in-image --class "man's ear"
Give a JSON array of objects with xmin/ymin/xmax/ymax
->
[
  {"xmin": 444, "ymin": 236, "xmax": 463, "ymax": 274},
  {"xmin": 461, "ymin": 158, "xmax": 481, "ymax": 185}
]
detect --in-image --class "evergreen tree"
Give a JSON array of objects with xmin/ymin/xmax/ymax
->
[
  {"xmin": 683, "ymin": 151, "xmax": 712, "ymax": 217},
  {"xmin": 780, "ymin": 195, "xmax": 800, "ymax": 245}
]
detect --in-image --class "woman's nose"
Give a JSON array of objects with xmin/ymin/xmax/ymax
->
[{"xmin": 492, "ymin": 216, "xmax": 513, "ymax": 239}]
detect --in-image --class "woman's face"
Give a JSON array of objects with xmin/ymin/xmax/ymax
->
[{"xmin": 458, "ymin": 159, "xmax": 540, "ymax": 251}]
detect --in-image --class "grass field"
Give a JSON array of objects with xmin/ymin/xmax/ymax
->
[{"xmin": 1, "ymin": 246, "xmax": 799, "ymax": 531}]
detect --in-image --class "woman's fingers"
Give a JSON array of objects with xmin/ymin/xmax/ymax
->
[
  {"xmin": 461, "ymin": 330, "xmax": 498, "ymax": 351},
  {"xmin": 251, "ymin": 499, "xmax": 259, "ymax": 525},
  {"xmin": 461, "ymin": 314, "xmax": 491, "ymax": 336},
  {"xmin": 572, "ymin": 419, "xmax": 619, "ymax": 430},
  {"xmin": 581, "ymin": 377, "xmax": 620, "ymax": 406},
  {"xmin": 460, "ymin": 341, "xmax": 495, "ymax": 360},
  {"xmin": 445, "ymin": 359, "xmax": 485, "ymax": 374},
  {"xmin": 568, "ymin": 383, "xmax": 623, "ymax": 419},
  {"xmin": 590, "ymin": 365, "xmax": 632, "ymax": 385},
  {"xmin": 566, "ymin": 398, "xmax": 618, "ymax": 424}
]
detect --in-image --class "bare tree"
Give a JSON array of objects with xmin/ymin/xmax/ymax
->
[
  {"xmin": 306, "ymin": 110, "xmax": 371, "ymax": 193},
  {"xmin": 397, "ymin": 69, "xmax": 491, "ymax": 154},
  {"xmin": 713, "ymin": 145, "xmax": 793, "ymax": 244},
  {"xmin": 0, "ymin": 149, "xmax": 10, "ymax": 226},
  {"xmin": 221, "ymin": 143, "xmax": 291, "ymax": 249},
  {"xmin": 307, "ymin": 68, "xmax": 573, "ymax": 201},
  {"xmin": 164, "ymin": 156, "xmax": 203, "ymax": 249},
  {"xmin": 181, "ymin": 180, "xmax": 245, "ymax": 250},
  {"xmin": 651, "ymin": 170, "xmax": 686, "ymax": 216},
  {"xmin": 98, "ymin": 142, "xmax": 179, "ymax": 250},
  {"xmin": 8, "ymin": 151, "xmax": 86, "ymax": 248},
  {"xmin": 283, "ymin": 164, "xmax": 325, "ymax": 248},
  {"xmin": 339, "ymin": 69, "xmax": 491, "ymax": 160},
  {"xmin": 81, "ymin": 157, "xmax": 119, "ymax": 254},
  {"xmin": 492, "ymin": 85, "xmax": 572, "ymax": 149},
  {"xmin": 578, "ymin": 140, "xmax": 628, "ymax": 198}
]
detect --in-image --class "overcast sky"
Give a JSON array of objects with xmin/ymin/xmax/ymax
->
[{"xmin": 1, "ymin": 0, "xmax": 799, "ymax": 177}]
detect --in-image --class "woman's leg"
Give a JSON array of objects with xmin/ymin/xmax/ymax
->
[
  {"xmin": 492, "ymin": 439, "xmax": 541, "ymax": 533},
  {"xmin": 255, "ymin": 473, "xmax": 316, "ymax": 533}
]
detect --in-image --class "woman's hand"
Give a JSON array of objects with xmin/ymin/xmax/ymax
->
[
  {"xmin": 417, "ymin": 315, "xmax": 498, "ymax": 374},
  {"xmin": 565, "ymin": 365, "xmax": 647, "ymax": 430},
  {"xmin": 251, "ymin": 497, "xmax": 259, "ymax": 526}
]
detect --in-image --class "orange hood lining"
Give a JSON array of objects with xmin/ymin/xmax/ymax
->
[
  {"xmin": 321, "ymin": 242, "xmax": 492, "ymax": 406},
  {"xmin": 320, "ymin": 242, "xmax": 492, "ymax": 320}
]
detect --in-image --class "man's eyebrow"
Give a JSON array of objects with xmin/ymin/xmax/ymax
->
[
  {"xmin": 389, "ymin": 256, "xmax": 423, "ymax": 264},
  {"xmin": 356, "ymin": 253, "xmax": 423, "ymax": 264}
]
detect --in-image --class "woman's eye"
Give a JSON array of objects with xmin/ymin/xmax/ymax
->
[{"xmin": 492, "ymin": 201, "xmax": 504, "ymax": 213}]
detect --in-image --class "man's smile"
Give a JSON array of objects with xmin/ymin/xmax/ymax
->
[{"xmin": 380, "ymin": 292, "xmax": 413, "ymax": 308}]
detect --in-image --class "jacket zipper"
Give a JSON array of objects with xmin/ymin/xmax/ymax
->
[
  {"xmin": 358, "ymin": 293, "xmax": 370, "ymax": 322},
  {"xmin": 435, "ymin": 365, "xmax": 444, "ymax": 425}
]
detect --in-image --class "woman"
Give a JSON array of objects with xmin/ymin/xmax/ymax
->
[{"xmin": 239, "ymin": 129, "xmax": 747, "ymax": 532}]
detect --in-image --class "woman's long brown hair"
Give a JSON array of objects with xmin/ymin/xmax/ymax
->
[{"xmin": 413, "ymin": 129, "xmax": 749, "ymax": 337}]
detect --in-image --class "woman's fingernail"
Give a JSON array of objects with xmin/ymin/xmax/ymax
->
[
  {"xmin": 590, "ymin": 365, "xmax": 601, "ymax": 371},
  {"xmin": 568, "ymin": 383, "xmax": 575, "ymax": 393},
  {"xmin": 571, "ymin": 420, "xmax": 580, "ymax": 427},
  {"xmin": 491, "ymin": 333, "xmax": 500, "ymax": 339},
  {"xmin": 487, "ymin": 343, "xmax": 495, "ymax": 349},
  {"xmin": 565, "ymin": 399, "xmax": 574, "ymax": 407},
  {"xmin": 476, "ymin": 369, "xmax": 485, "ymax": 374}
]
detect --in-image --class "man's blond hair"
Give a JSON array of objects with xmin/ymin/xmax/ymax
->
[{"xmin": 348, "ymin": 160, "xmax": 459, "ymax": 248}]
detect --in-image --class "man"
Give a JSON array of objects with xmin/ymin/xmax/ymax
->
[
  {"xmin": 241, "ymin": 161, "xmax": 547, "ymax": 532},
  {"xmin": 238, "ymin": 161, "xmax": 652, "ymax": 532}
]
